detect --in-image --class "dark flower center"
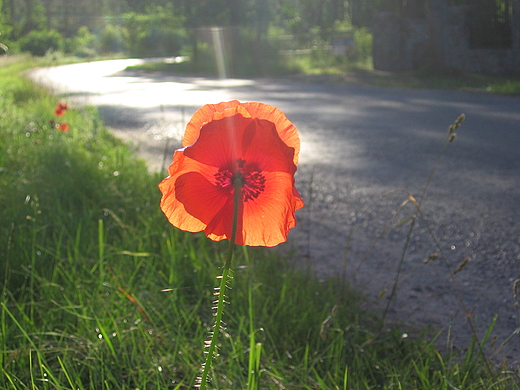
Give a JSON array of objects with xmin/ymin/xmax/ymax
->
[{"xmin": 215, "ymin": 158, "xmax": 266, "ymax": 202}]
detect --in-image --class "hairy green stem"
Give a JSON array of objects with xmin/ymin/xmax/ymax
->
[{"xmin": 199, "ymin": 178, "xmax": 241, "ymax": 389}]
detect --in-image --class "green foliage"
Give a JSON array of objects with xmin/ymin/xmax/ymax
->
[
  {"xmin": 99, "ymin": 24, "xmax": 126, "ymax": 54},
  {"xmin": 179, "ymin": 41, "xmax": 216, "ymax": 75},
  {"xmin": 0, "ymin": 58, "xmax": 44, "ymax": 103},
  {"xmin": 278, "ymin": 0, "xmax": 348, "ymax": 40},
  {"xmin": 272, "ymin": 27, "xmax": 374, "ymax": 77},
  {"xmin": 64, "ymin": 27, "xmax": 97, "ymax": 57},
  {"xmin": 19, "ymin": 29, "xmax": 63, "ymax": 56},
  {"xmin": 353, "ymin": 27, "xmax": 373, "ymax": 65},
  {"xmin": 124, "ymin": 27, "xmax": 299, "ymax": 78},
  {"xmin": 3, "ymin": 0, "xmax": 357, "ymax": 65},
  {"xmin": 227, "ymin": 27, "xmax": 297, "ymax": 77},
  {"xmin": 18, "ymin": 0, "xmax": 47, "ymax": 36},
  {"xmin": 122, "ymin": 6, "xmax": 186, "ymax": 57}
]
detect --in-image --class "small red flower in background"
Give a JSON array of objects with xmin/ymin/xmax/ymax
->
[
  {"xmin": 56, "ymin": 122, "xmax": 69, "ymax": 132},
  {"xmin": 159, "ymin": 100, "xmax": 304, "ymax": 247},
  {"xmin": 54, "ymin": 102, "xmax": 68, "ymax": 117}
]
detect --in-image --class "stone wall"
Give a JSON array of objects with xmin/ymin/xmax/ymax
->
[{"xmin": 372, "ymin": 0, "xmax": 520, "ymax": 75}]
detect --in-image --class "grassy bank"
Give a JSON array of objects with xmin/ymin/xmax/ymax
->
[
  {"xmin": 1, "ymin": 55, "xmax": 519, "ymax": 389},
  {"xmin": 336, "ymin": 68, "xmax": 520, "ymax": 96}
]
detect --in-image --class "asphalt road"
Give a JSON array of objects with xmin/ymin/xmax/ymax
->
[{"xmin": 29, "ymin": 59, "xmax": 520, "ymax": 363}]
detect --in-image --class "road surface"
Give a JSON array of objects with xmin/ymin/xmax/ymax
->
[{"xmin": 29, "ymin": 59, "xmax": 520, "ymax": 363}]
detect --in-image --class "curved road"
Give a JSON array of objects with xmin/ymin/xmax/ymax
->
[{"xmin": 29, "ymin": 59, "xmax": 520, "ymax": 363}]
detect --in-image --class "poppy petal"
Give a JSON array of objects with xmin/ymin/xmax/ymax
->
[
  {"xmin": 54, "ymin": 102, "xmax": 68, "ymax": 117},
  {"xmin": 159, "ymin": 152, "xmax": 227, "ymax": 233},
  {"xmin": 204, "ymin": 196, "xmax": 242, "ymax": 244},
  {"xmin": 175, "ymin": 172, "xmax": 230, "ymax": 227},
  {"xmin": 239, "ymin": 171, "xmax": 301, "ymax": 246},
  {"xmin": 183, "ymin": 100, "xmax": 244, "ymax": 147},
  {"xmin": 183, "ymin": 101, "xmax": 299, "ymax": 164},
  {"xmin": 57, "ymin": 122, "xmax": 69, "ymax": 132},
  {"xmin": 240, "ymin": 102, "xmax": 300, "ymax": 164},
  {"xmin": 183, "ymin": 109, "xmax": 250, "ymax": 168},
  {"xmin": 240, "ymin": 119, "xmax": 296, "ymax": 174}
]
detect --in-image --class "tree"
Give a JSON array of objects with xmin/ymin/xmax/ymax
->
[
  {"xmin": 277, "ymin": 0, "xmax": 347, "ymax": 40},
  {"xmin": 122, "ymin": 5, "xmax": 185, "ymax": 57},
  {"xmin": 20, "ymin": 0, "xmax": 47, "ymax": 35}
]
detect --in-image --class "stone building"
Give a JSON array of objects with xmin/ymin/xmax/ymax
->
[{"xmin": 372, "ymin": 0, "xmax": 520, "ymax": 75}]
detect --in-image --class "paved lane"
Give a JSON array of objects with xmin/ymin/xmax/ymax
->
[{"xmin": 29, "ymin": 60, "xmax": 520, "ymax": 362}]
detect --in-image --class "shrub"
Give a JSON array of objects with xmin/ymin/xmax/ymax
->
[
  {"xmin": 19, "ymin": 29, "xmax": 63, "ymax": 56},
  {"xmin": 354, "ymin": 27, "xmax": 373, "ymax": 65},
  {"xmin": 227, "ymin": 27, "xmax": 292, "ymax": 77},
  {"xmin": 64, "ymin": 26, "xmax": 97, "ymax": 57},
  {"xmin": 122, "ymin": 6, "xmax": 186, "ymax": 57},
  {"xmin": 100, "ymin": 24, "xmax": 125, "ymax": 54}
]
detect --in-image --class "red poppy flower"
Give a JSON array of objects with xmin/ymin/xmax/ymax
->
[
  {"xmin": 54, "ymin": 102, "xmax": 68, "ymax": 117},
  {"xmin": 56, "ymin": 122, "xmax": 69, "ymax": 132},
  {"xmin": 159, "ymin": 100, "xmax": 304, "ymax": 247}
]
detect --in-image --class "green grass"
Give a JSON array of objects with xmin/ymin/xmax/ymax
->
[
  {"xmin": 1, "ymin": 55, "xmax": 520, "ymax": 389},
  {"xmin": 336, "ymin": 68, "xmax": 520, "ymax": 96}
]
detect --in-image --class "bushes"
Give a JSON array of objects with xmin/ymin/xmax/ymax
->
[
  {"xmin": 64, "ymin": 26, "xmax": 97, "ymax": 57},
  {"xmin": 354, "ymin": 27, "xmax": 373, "ymax": 65},
  {"xmin": 99, "ymin": 24, "xmax": 125, "ymax": 54},
  {"xmin": 16, "ymin": 7, "xmax": 187, "ymax": 58},
  {"xmin": 122, "ymin": 6, "xmax": 187, "ymax": 57},
  {"xmin": 19, "ymin": 29, "xmax": 63, "ymax": 56},
  {"xmin": 20, "ymin": 27, "xmax": 97, "ymax": 57}
]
